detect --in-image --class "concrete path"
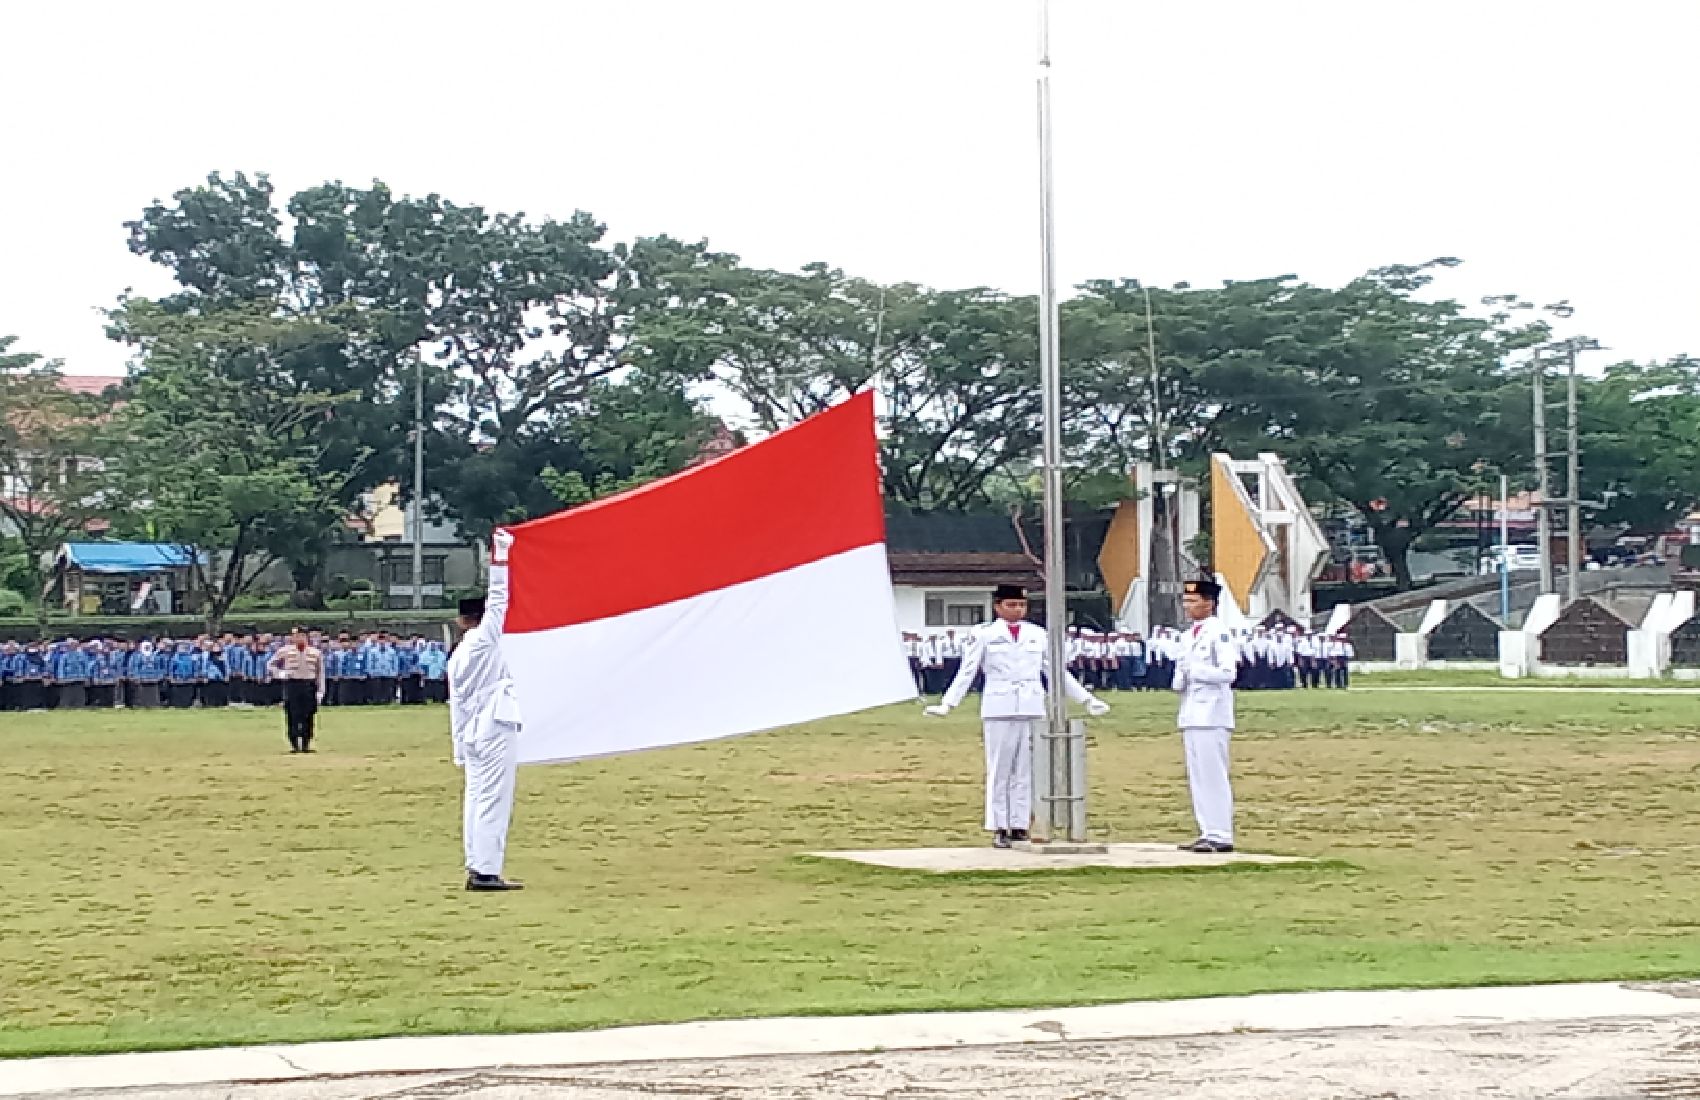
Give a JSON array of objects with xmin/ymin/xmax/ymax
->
[
  {"xmin": 1355, "ymin": 685, "xmax": 1700, "ymax": 694},
  {"xmin": 10, "ymin": 981, "xmax": 1700, "ymax": 1099}
]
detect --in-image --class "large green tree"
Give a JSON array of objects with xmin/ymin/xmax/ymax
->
[
  {"xmin": 0, "ymin": 335, "xmax": 115, "ymax": 625},
  {"xmin": 106, "ymin": 305, "xmax": 365, "ymax": 632},
  {"xmin": 1577, "ymin": 357, "xmax": 1700, "ymax": 536},
  {"xmin": 627, "ymin": 253, "xmax": 1044, "ymax": 510}
]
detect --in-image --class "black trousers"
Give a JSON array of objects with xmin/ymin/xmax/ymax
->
[
  {"xmin": 399, "ymin": 675, "xmax": 424, "ymax": 705},
  {"xmin": 202, "ymin": 681, "xmax": 229, "ymax": 708},
  {"xmin": 16, "ymin": 681, "xmax": 46, "ymax": 710},
  {"xmin": 167, "ymin": 682, "xmax": 197, "ymax": 708},
  {"xmin": 0, "ymin": 683, "xmax": 14, "ymax": 711},
  {"xmin": 57, "ymin": 683, "xmax": 88, "ymax": 709},
  {"xmin": 283, "ymin": 680, "xmax": 318, "ymax": 749},
  {"xmin": 424, "ymin": 679, "xmax": 447, "ymax": 703},
  {"xmin": 87, "ymin": 684, "xmax": 116, "ymax": 708},
  {"xmin": 371, "ymin": 676, "xmax": 398, "ymax": 705}
]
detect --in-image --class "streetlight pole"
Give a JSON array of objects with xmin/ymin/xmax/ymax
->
[{"xmin": 1034, "ymin": 0, "xmax": 1087, "ymax": 845}]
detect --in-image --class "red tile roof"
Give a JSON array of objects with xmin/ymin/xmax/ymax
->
[{"xmin": 55, "ymin": 375, "xmax": 125, "ymax": 396}]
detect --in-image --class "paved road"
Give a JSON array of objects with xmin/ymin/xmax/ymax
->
[{"xmin": 41, "ymin": 1016, "xmax": 1700, "ymax": 1100}]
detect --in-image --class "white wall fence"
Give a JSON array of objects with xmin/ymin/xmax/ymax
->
[{"xmin": 1347, "ymin": 589, "xmax": 1697, "ymax": 679}]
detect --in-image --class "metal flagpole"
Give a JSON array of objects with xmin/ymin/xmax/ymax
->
[
  {"xmin": 411, "ymin": 354, "xmax": 426, "ymax": 611},
  {"xmin": 1035, "ymin": 0, "xmax": 1087, "ymax": 845}
]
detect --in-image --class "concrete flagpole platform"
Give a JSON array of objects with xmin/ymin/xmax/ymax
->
[
  {"xmin": 7, "ymin": 982, "xmax": 1700, "ymax": 1097},
  {"xmin": 808, "ymin": 842, "xmax": 1317, "ymax": 873}
]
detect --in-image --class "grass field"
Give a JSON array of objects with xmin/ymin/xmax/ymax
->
[{"xmin": 3, "ymin": 686, "xmax": 1699, "ymax": 1058}]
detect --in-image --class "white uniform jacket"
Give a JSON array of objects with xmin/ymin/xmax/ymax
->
[
  {"xmin": 1174, "ymin": 616, "xmax": 1238, "ymax": 729},
  {"xmin": 448, "ymin": 562, "xmax": 522, "ymax": 760},
  {"xmin": 941, "ymin": 620, "xmax": 1093, "ymax": 719}
]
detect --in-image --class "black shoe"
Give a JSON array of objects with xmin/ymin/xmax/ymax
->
[
  {"xmin": 1182, "ymin": 839, "xmax": 1234, "ymax": 854},
  {"xmin": 466, "ymin": 873, "xmax": 524, "ymax": 891},
  {"xmin": 992, "ymin": 830, "xmax": 1012, "ymax": 849},
  {"xmin": 1008, "ymin": 829, "xmax": 1030, "ymax": 843}
]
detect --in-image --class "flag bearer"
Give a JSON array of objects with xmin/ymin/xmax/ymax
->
[
  {"xmin": 1174, "ymin": 578, "xmax": 1239, "ymax": 853},
  {"xmin": 449, "ymin": 528, "xmax": 524, "ymax": 891},
  {"xmin": 925, "ymin": 584, "xmax": 1110, "ymax": 849}
]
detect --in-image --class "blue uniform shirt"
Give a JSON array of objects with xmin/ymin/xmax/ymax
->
[
  {"xmin": 129, "ymin": 649, "xmax": 166, "ymax": 683},
  {"xmin": 88, "ymin": 650, "xmax": 121, "ymax": 685},
  {"xmin": 419, "ymin": 645, "xmax": 447, "ymax": 680},
  {"xmin": 166, "ymin": 649, "xmax": 201, "ymax": 682},
  {"xmin": 55, "ymin": 649, "xmax": 92, "ymax": 683}
]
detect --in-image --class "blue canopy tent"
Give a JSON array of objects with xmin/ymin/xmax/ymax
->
[{"xmin": 53, "ymin": 542, "xmax": 204, "ymax": 615}]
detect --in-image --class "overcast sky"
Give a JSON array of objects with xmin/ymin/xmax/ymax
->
[{"xmin": 1, "ymin": 0, "xmax": 1693, "ymax": 378}]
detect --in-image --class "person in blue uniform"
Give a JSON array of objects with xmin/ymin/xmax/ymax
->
[
  {"xmin": 87, "ymin": 640, "xmax": 121, "ymax": 708},
  {"xmin": 200, "ymin": 640, "xmax": 229, "ymax": 708},
  {"xmin": 52, "ymin": 642, "xmax": 93, "ymax": 710},
  {"xmin": 420, "ymin": 640, "xmax": 448, "ymax": 703},
  {"xmin": 342, "ymin": 636, "xmax": 369, "ymax": 705},
  {"xmin": 226, "ymin": 635, "xmax": 251, "ymax": 706},
  {"xmin": 0, "ymin": 641, "xmax": 20, "ymax": 712},
  {"xmin": 397, "ymin": 636, "xmax": 424, "ymax": 705},
  {"xmin": 15, "ymin": 643, "xmax": 49, "ymax": 711},
  {"xmin": 368, "ymin": 633, "xmax": 399, "ymax": 705},
  {"xmin": 321, "ymin": 638, "xmax": 344, "ymax": 706},
  {"xmin": 165, "ymin": 642, "xmax": 201, "ymax": 708},
  {"xmin": 129, "ymin": 641, "xmax": 166, "ymax": 708}
]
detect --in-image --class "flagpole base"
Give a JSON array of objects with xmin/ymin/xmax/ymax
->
[{"xmin": 1016, "ymin": 840, "xmax": 1109, "ymax": 856}]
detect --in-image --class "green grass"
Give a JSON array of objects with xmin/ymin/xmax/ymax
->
[{"xmin": 3, "ymin": 687, "xmax": 1699, "ymax": 1058}]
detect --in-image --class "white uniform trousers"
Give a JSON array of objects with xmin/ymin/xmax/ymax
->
[
  {"xmin": 462, "ymin": 721, "xmax": 519, "ymax": 876},
  {"xmin": 983, "ymin": 718, "xmax": 1035, "ymax": 832},
  {"xmin": 1182, "ymin": 726, "xmax": 1234, "ymax": 843}
]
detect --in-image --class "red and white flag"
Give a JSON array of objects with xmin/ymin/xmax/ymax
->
[{"xmin": 502, "ymin": 391, "xmax": 916, "ymax": 764}]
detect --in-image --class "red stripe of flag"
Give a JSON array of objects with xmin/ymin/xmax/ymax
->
[{"xmin": 505, "ymin": 390, "xmax": 884, "ymax": 633}]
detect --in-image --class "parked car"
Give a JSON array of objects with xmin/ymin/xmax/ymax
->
[{"xmin": 1479, "ymin": 545, "xmax": 1543, "ymax": 574}]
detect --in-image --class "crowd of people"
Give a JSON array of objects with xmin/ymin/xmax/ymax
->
[
  {"xmin": 903, "ymin": 621, "xmax": 1356, "ymax": 696},
  {"xmin": 0, "ymin": 629, "xmax": 451, "ymax": 712}
]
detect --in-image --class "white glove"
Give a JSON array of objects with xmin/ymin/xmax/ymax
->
[
  {"xmin": 491, "ymin": 528, "xmax": 515, "ymax": 565},
  {"xmin": 923, "ymin": 704, "xmax": 950, "ymax": 718},
  {"xmin": 1086, "ymin": 697, "xmax": 1110, "ymax": 718}
]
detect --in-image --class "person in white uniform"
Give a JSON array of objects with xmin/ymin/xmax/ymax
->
[
  {"xmin": 1174, "ymin": 577, "xmax": 1239, "ymax": 854},
  {"xmin": 448, "ymin": 528, "xmax": 524, "ymax": 892},
  {"xmin": 924, "ymin": 584, "xmax": 1110, "ymax": 848}
]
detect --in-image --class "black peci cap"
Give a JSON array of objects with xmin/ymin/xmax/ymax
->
[
  {"xmin": 1184, "ymin": 577, "xmax": 1221, "ymax": 600},
  {"xmin": 459, "ymin": 596, "xmax": 487, "ymax": 619},
  {"xmin": 992, "ymin": 584, "xmax": 1027, "ymax": 602}
]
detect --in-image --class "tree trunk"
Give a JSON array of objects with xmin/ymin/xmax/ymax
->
[
  {"xmin": 290, "ymin": 560, "xmax": 326, "ymax": 611},
  {"xmin": 1373, "ymin": 525, "xmax": 1417, "ymax": 591}
]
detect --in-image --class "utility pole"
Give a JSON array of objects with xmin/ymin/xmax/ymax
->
[
  {"xmin": 1565, "ymin": 342, "xmax": 1581, "ymax": 603},
  {"xmin": 411, "ymin": 354, "xmax": 425, "ymax": 611},
  {"xmin": 1532, "ymin": 353, "xmax": 1553, "ymax": 595}
]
